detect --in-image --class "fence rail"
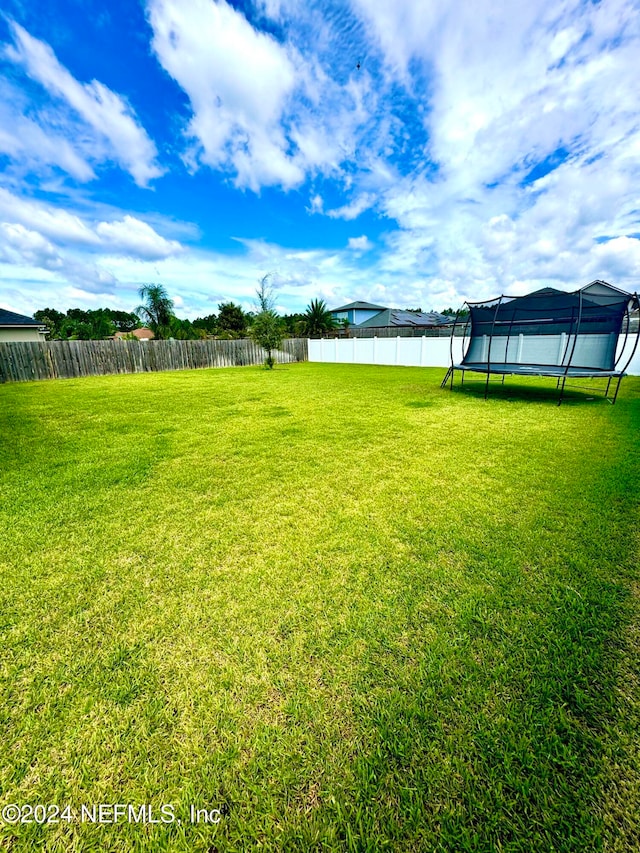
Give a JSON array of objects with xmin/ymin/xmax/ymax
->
[{"xmin": 0, "ymin": 338, "xmax": 308, "ymax": 383}]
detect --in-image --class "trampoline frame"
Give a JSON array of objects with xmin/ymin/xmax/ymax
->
[{"xmin": 441, "ymin": 282, "xmax": 640, "ymax": 404}]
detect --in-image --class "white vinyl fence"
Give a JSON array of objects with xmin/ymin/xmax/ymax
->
[
  {"xmin": 309, "ymin": 336, "xmax": 464, "ymax": 368},
  {"xmin": 308, "ymin": 335, "xmax": 640, "ymax": 374}
]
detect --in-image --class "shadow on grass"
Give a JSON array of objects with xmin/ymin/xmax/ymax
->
[
  {"xmin": 405, "ymin": 400, "xmax": 433, "ymax": 408},
  {"xmin": 441, "ymin": 375, "xmax": 616, "ymax": 405}
]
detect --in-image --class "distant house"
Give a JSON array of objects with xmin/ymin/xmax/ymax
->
[
  {"xmin": 114, "ymin": 328, "xmax": 155, "ymax": 340},
  {"xmin": 0, "ymin": 308, "xmax": 48, "ymax": 342},
  {"xmin": 329, "ymin": 301, "xmax": 387, "ymax": 326},
  {"xmin": 329, "ymin": 301, "xmax": 452, "ymax": 330}
]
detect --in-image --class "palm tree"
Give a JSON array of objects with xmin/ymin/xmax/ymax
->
[
  {"xmin": 303, "ymin": 299, "xmax": 336, "ymax": 336},
  {"xmin": 339, "ymin": 318, "xmax": 351, "ymax": 337},
  {"xmin": 137, "ymin": 284, "xmax": 175, "ymax": 339}
]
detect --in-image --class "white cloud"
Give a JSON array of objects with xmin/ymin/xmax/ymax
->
[
  {"xmin": 0, "ymin": 222, "xmax": 62, "ymax": 270},
  {"xmin": 0, "ymin": 189, "xmax": 97, "ymax": 246},
  {"xmin": 347, "ymin": 235, "xmax": 372, "ymax": 251},
  {"xmin": 337, "ymin": 0, "xmax": 640, "ymax": 302},
  {"xmin": 0, "ymin": 190, "xmax": 182, "ymax": 260},
  {"xmin": 148, "ymin": 0, "xmax": 302, "ymax": 189},
  {"xmin": 0, "ymin": 222, "xmax": 117, "ymax": 295},
  {"xmin": 147, "ymin": 0, "xmax": 388, "ymax": 191},
  {"xmin": 307, "ymin": 194, "xmax": 324, "ymax": 215},
  {"xmin": 0, "ymin": 89, "xmax": 95, "ymax": 182},
  {"xmin": 327, "ymin": 193, "xmax": 375, "ymax": 220},
  {"xmin": 95, "ymin": 216, "xmax": 183, "ymax": 260},
  {"xmin": 351, "ymin": 0, "xmax": 640, "ymax": 194},
  {"xmin": 224, "ymin": 236, "xmax": 437, "ymax": 312},
  {"xmin": 4, "ymin": 22, "xmax": 163, "ymax": 186},
  {"xmin": 58, "ymin": 259, "xmax": 118, "ymax": 294},
  {"xmin": 589, "ymin": 236, "xmax": 640, "ymax": 280},
  {"xmin": 351, "ymin": 0, "xmax": 443, "ymax": 80},
  {"xmin": 0, "ymin": 188, "xmax": 186, "ymax": 308}
]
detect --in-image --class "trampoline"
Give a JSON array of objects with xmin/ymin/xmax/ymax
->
[{"xmin": 441, "ymin": 280, "xmax": 640, "ymax": 404}]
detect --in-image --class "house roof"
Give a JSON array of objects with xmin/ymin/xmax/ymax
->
[
  {"xmin": 330, "ymin": 301, "xmax": 387, "ymax": 313},
  {"xmin": 358, "ymin": 309, "xmax": 453, "ymax": 328},
  {"xmin": 115, "ymin": 328, "xmax": 155, "ymax": 339},
  {"xmin": 0, "ymin": 308, "xmax": 44, "ymax": 328}
]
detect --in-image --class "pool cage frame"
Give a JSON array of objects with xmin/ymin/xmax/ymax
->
[{"xmin": 441, "ymin": 281, "xmax": 640, "ymax": 405}]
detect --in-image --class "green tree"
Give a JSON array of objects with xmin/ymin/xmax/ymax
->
[
  {"xmin": 251, "ymin": 310, "xmax": 284, "ymax": 369},
  {"xmin": 303, "ymin": 299, "xmax": 336, "ymax": 336},
  {"xmin": 70, "ymin": 321, "xmax": 94, "ymax": 340},
  {"xmin": 66, "ymin": 308, "xmax": 90, "ymax": 324},
  {"xmin": 137, "ymin": 284, "xmax": 175, "ymax": 339},
  {"xmin": 193, "ymin": 313, "xmax": 218, "ymax": 335},
  {"xmin": 108, "ymin": 309, "xmax": 140, "ymax": 332},
  {"xmin": 256, "ymin": 273, "xmax": 277, "ymax": 312},
  {"xmin": 36, "ymin": 307, "xmax": 136, "ymax": 339},
  {"xmin": 34, "ymin": 308, "xmax": 65, "ymax": 338},
  {"xmin": 168, "ymin": 316, "xmax": 200, "ymax": 340},
  {"xmin": 59, "ymin": 311, "xmax": 110, "ymax": 340},
  {"xmin": 250, "ymin": 277, "xmax": 284, "ymax": 368},
  {"xmin": 218, "ymin": 302, "xmax": 248, "ymax": 335},
  {"xmin": 88, "ymin": 310, "xmax": 116, "ymax": 339},
  {"xmin": 58, "ymin": 311, "xmax": 114, "ymax": 340},
  {"xmin": 442, "ymin": 307, "xmax": 469, "ymax": 320},
  {"xmin": 281, "ymin": 313, "xmax": 306, "ymax": 336}
]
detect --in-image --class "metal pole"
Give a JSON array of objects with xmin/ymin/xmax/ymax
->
[
  {"xmin": 559, "ymin": 289, "xmax": 584, "ymax": 405},
  {"xmin": 611, "ymin": 294, "xmax": 640, "ymax": 403},
  {"xmin": 485, "ymin": 297, "xmax": 503, "ymax": 400},
  {"xmin": 442, "ymin": 305, "xmax": 463, "ymax": 389}
]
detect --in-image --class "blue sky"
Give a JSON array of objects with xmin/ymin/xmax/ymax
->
[{"xmin": 0, "ymin": 0, "xmax": 639, "ymax": 319}]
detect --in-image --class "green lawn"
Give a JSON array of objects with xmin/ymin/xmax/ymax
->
[{"xmin": 1, "ymin": 362, "xmax": 639, "ymax": 852}]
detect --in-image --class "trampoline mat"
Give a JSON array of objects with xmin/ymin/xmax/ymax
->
[{"xmin": 457, "ymin": 362, "xmax": 622, "ymax": 378}]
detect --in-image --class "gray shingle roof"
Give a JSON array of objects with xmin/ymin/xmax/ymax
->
[{"xmin": 0, "ymin": 308, "xmax": 43, "ymax": 327}]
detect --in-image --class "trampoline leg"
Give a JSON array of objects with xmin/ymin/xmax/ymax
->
[
  {"xmin": 558, "ymin": 375, "xmax": 567, "ymax": 406},
  {"xmin": 605, "ymin": 376, "xmax": 612, "ymax": 399},
  {"xmin": 611, "ymin": 375, "xmax": 623, "ymax": 405},
  {"xmin": 484, "ymin": 371, "xmax": 490, "ymax": 400},
  {"xmin": 461, "ymin": 370, "xmax": 465, "ymax": 386},
  {"xmin": 501, "ymin": 374, "xmax": 505, "ymax": 384},
  {"xmin": 441, "ymin": 366, "xmax": 452, "ymax": 388}
]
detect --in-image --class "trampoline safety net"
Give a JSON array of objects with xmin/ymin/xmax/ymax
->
[{"xmin": 442, "ymin": 280, "xmax": 640, "ymax": 404}]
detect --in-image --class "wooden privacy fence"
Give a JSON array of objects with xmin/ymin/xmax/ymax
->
[{"xmin": 0, "ymin": 338, "xmax": 308, "ymax": 383}]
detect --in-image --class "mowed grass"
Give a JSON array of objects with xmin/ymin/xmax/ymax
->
[{"xmin": 1, "ymin": 362, "xmax": 639, "ymax": 852}]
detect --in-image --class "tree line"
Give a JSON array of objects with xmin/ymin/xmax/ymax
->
[
  {"xmin": 33, "ymin": 285, "xmax": 339, "ymax": 345},
  {"xmin": 33, "ymin": 307, "xmax": 141, "ymax": 340}
]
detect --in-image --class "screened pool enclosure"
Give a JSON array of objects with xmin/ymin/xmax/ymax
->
[{"xmin": 442, "ymin": 281, "xmax": 639, "ymax": 404}]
